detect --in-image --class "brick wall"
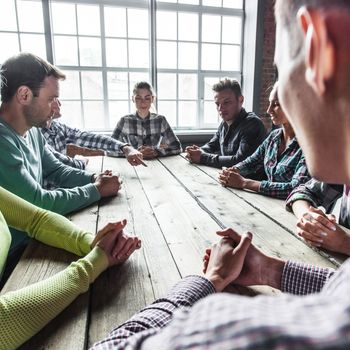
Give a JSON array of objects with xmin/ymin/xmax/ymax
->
[{"xmin": 259, "ymin": 0, "xmax": 276, "ymax": 132}]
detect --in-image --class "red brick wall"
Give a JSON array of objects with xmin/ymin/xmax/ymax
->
[{"xmin": 259, "ymin": 0, "xmax": 276, "ymax": 132}]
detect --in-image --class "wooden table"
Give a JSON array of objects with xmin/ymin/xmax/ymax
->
[{"xmin": 2, "ymin": 155, "xmax": 345, "ymax": 349}]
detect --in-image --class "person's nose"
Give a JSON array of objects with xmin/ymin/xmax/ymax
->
[{"xmin": 267, "ymin": 102, "xmax": 273, "ymax": 116}]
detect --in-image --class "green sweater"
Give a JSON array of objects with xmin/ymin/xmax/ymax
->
[
  {"xmin": 0, "ymin": 119, "xmax": 100, "ymax": 215},
  {"xmin": 0, "ymin": 186, "xmax": 108, "ymax": 350}
]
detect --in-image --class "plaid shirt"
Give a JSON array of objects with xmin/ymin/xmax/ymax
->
[
  {"xmin": 200, "ymin": 108, "xmax": 266, "ymax": 168},
  {"xmin": 41, "ymin": 121, "xmax": 128, "ymax": 169},
  {"xmin": 236, "ymin": 129, "xmax": 311, "ymax": 199},
  {"xmin": 286, "ymin": 179, "xmax": 349, "ymax": 227},
  {"xmin": 112, "ymin": 113, "xmax": 182, "ymax": 156},
  {"xmin": 90, "ymin": 259, "xmax": 350, "ymax": 350}
]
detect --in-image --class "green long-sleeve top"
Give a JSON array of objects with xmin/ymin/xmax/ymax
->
[
  {"xmin": 0, "ymin": 119, "xmax": 101, "ymax": 215},
  {"xmin": 0, "ymin": 186, "xmax": 108, "ymax": 350}
]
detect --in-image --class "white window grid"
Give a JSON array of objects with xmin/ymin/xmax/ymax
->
[{"xmin": 0, "ymin": 0, "xmax": 244, "ymax": 131}]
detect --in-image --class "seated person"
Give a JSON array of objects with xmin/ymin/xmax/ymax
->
[
  {"xmin": 0, "ymin": 185, "xmax": 141, "ymax": 349},
  {"xmin": 112, "ymin": 81, "xmax": 182, "ymax": 159},
  {"xmin": 185, "ymin": 78, "xmax": 266, "ymax": 168},
  {"xmin": 90, "ymin": 0, "xmax": 350, "ymax": 348},
  {"xmin": 42, "ymin": 99, "xmax": 145, "ymax": 169},
  {"xmin": 218, "ymin": 82, "xmax": 310, "ymax": 199},
  {"xmin": 0, "ymin": 53, "xmax": 121, "ymax": 260},
  {"xmin": 286, "ymin": 179, "xmax": 350, "ymax": 255}
]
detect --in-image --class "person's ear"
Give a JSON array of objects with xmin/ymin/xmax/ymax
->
[
  {"xmin": 238, "ymin": 95, "xmax": 244, "ymax": 105},
  {"xmin": 298, "ymin": 7, "xmax": 335, "ymax": 95},
  {"xmin": 16, "ymin": 86, "xmax": 33, "ymax": 105}
]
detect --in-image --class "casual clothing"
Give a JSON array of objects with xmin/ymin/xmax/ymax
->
[
  {"xmin": 41, "ymin": 120, "xmax": 129, "ymax": 168},
  {"xmin": 199, "ymin": 108, "xmax": 266, "ymax": 168},
  {"xmin": 91, "ymin": 259, "xmax": 350, "ymax": 350},
  {"xmin": 235, "ymin": 128, "xmax": 310, "ymax": 199},
  {"xmin": 0, "ymin": 119, "xmax": 100, "ymax": 251},
  {"xmin": 47, "ymin": 144, "xmax": 86, "ymax": 169},
  {"xmin": 112, "ymin": 113, "xmax": 182, "ymax": 156},
  {"xmin": 286, "ymin": 179, "xmax": 349, "ymax": 227},
  {"xmin": 0, "ymin": 185, "xmax": 108, "ymax": 350}
]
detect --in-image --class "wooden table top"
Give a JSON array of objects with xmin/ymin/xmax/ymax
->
[{"xmin": 2, "ymin": 154, "xmax": 345, "ymax": 349}]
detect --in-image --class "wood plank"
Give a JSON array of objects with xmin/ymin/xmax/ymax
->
[
  {"xmin": 180, "ymin": 155, "xmax": 345, "ymax": 266},
  {"xmin": 88, "ymin": 156, "xmax": 181, "ymax": 347},
  {"xmin": 1, "ymin": 156, "xmax": 103, "ymax": 350},
  {"xmin": 159, "ymin": 156, "xmax": 338, "ymax": 269}
]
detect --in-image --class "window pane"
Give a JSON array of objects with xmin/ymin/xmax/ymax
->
[
  {"xmin": 178, "ymin": 42, "xmax": 198, "ymax": 69},
  {"xmin": 157, "ymin": 0, "xmax": 177, "ymax": 3},
  {"xmin": 109, "ymin": 101, "xmax": 130, "ymax": 128},
  {"xmin": 128, "ymin": 9, "xmax": 148, "ymax": 39},
  {"xmin": 178, "ymin": 13, "xmax": 198, "ymax": 41},
  {"xmin": 107, "ymin": 72, "xmax": 129, "ymax": 99},
  {"xmin": 129, "ymin": 39, "xmax": 149, "ymax": 68},
  {"xmin": 81, "ymin": 71, "xmax": 103, "ymax": 99},
  {"xmin": 104, "ymin": 7, "xmax": 126, "ymax": 37},
  {"xmin": 54, "ymin": 36, "xmax": 78, "ymax": 65},
  {"xmin": 60, "ymin": 71, "xmax": 81, "ymax": 100},
  {"xmin": 157, "ymin": 73, "xmax": 176, "ymax": 99},
  {"xmin": 157, "ymin": 41, "xmax": 177, "ymax": 69},
  {"xmin": 221, "ymin": 45, "xmax": 240, "ymax": 71},
  {"xmin": 51, "ymin": 3, "xmax": 76, "ymax": 35},
  {"xmin": 129, "ymin": 72, "xmax": 151, "ymax": 91},
  {"xmin": 203, "ymin": 0, "xmax": 222, "ymax": 7},
  {"xmin": 20, "ymin": 34, "xmax": 47, "ymax": 59},
  {"xmin": 223, "ymin": 0, "xmax": 243, "ymax": 9},
  {"xmin": 179, "ymin": 0, "xmax": 199, "ymax": 4},
  {"xmin": 204, "ymin": 101, "xmax": 219, "ymax": 124},
  {"xmin": 201, "ymin": 43, "xmax": 220, "ymax": 70},
  {"xmin": 222, "ymin": 16, "xmax": 241, "ymax": 44},
  {"xmin": 0, "ymin": 33, "xmax": 19, "ymax": 63},
  {"xmin": 17, "ymin": 0, "xmax": 44, "ymax": 32},
  {"xmin": 79, "ymin": 37, "xmax": 102, "ymax": 66},
  {"xmin": 83, "ymin": 101, "xmax": 105, "ymax": 130},
  {"xmin": 106, "ymin": 38, "xmax": 127, "ymax": 67},
  {"xmin": 204, "ymin": 77, "xmax": 220, "ymax": 99},
  {"xmin": 158, "ymin": 101, "xmax": 176, "ymax": 127},
  {"xmin": 202, "ymin": 15, "xmax": 221, "ymax": 43},
  {"xmin": 0, "ymin": 0, "xmax": 17, "ymax": 31},
  {"xmin": 178, "ymin": 101, "xmax": 196, "ymax": 127},
  {"xmin": 60, "ymin": 101, "xmax": 82, "ymax": 128},
  {"xmin": 77, "ymin": 4, "xmax": 100, "ymax": 36},
  {"xmin": 179, "ymin": 74, "xmax": 197, "ymax": 100},
  {"xmin": 157, "ymin": 11, "xmax": 177, "ymax": 40}
]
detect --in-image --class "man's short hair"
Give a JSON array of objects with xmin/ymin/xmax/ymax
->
[
  {"xmin": 132, "ymin": 81, "xmax": 156, "ymax": 96},
  {"xmin": 212, "ymin": 79, "xmax": 242, "ymax": 98},
  {"xmin": 275, "ymin": 0, "xmax": 350, "ymax": 58},
  {"xmin": 0, "ymin": 53, "xmax": 65, "ymax": 103}
]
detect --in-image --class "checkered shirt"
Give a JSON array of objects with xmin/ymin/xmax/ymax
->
[
  {"xmin": 199, "ymin": 109, "xmax": 266, "ymax": 168},
  {"xmin": 235, "ymin": 129, "xmax": 311, "ymax": 199},
  {"xmin": 112, "ymin": 113, "xmax": 182, "ymax": 156},
  {"xmin": 90, "ymin": 259, "xmax": 350, "ymax": 350},
  {"xmin": 41, "ymin": 121, "xmax": 128, "ymax": 167}
]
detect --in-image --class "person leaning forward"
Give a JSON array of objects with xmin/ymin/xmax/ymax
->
[{"xmin": 186, "ymin": 78, "xmax": 266, "ymax": 168}]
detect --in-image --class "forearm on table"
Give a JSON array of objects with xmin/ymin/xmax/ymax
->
[
  {"xmin": 242, "ymin": 178, "xmax": 261, "ymax": 193},
  {"xmin": 291, "ymin": 200, "xmax": 313, "ymax": 219}
]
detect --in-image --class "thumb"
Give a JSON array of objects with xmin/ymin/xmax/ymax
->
[
  {"xmin": 217, "ymin": 227, "xmax": 241, "ymax": 243},
  {"xmin": 233, "ymin": 232, "xmax": 252, "ymax": 260}
]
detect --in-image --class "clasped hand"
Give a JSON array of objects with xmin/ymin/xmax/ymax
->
[
  {"xmin": 91, "ymin": 219, "xmax": 141, "ymax": 267},
  {"xmin": 218, "ymin": 167, "xmax": 245, "ymax": 188},
  {"xmin": 185, "ymin": 145, "xmax": 202, "ymax": 164}
]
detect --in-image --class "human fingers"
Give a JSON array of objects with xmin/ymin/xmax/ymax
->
[
  {"xmin": 326, "ymin": 213, "xmax": 337, "ymax": 223},
  {"xmin": 91, "ymin": 219, "xmax": 127, "ymax": 247},
  {"xmin": 232, "ymin": 232, "xmax": 252, "ymax": 261},
  {"xmin": 306, "ymin": 208, "xmax": 337, "ymax": 231},
  {"xmin": 297, "ymin": 217, "xmax": 331, "ymax": 239},
  {"xmin": 297, "ymin": 226, "xmax": 324, "ymax": 246},
  {"xmin": 216, "ymin": 227, "xmax": 241, "ymax": 243},
  {"xmin": 125, "ymin": 238, "xmax": 142, "ymax": 256},
  {"xmin": 115, "ymin": 236, "xmax": 135, "ymax": 258}
]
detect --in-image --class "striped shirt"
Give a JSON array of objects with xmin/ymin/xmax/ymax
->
[
  {"xmin": 200, "ymin": 109, "xmax": 266, "ymax": 168},
  {"xmin": 90, "ymin": 259, "xmax": 350, "ymax": 350},
  {"xmin": 236, "ymin": 129, "xmax": 310, "ymax": 199},
  {"xmin": 112, "ymin": 113, "xmax": 182, "ymax": 156}
]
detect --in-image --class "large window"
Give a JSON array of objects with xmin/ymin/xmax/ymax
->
[{"xmin": 0, "ymin": 0, "xmax": 244, "ymax": 131}]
